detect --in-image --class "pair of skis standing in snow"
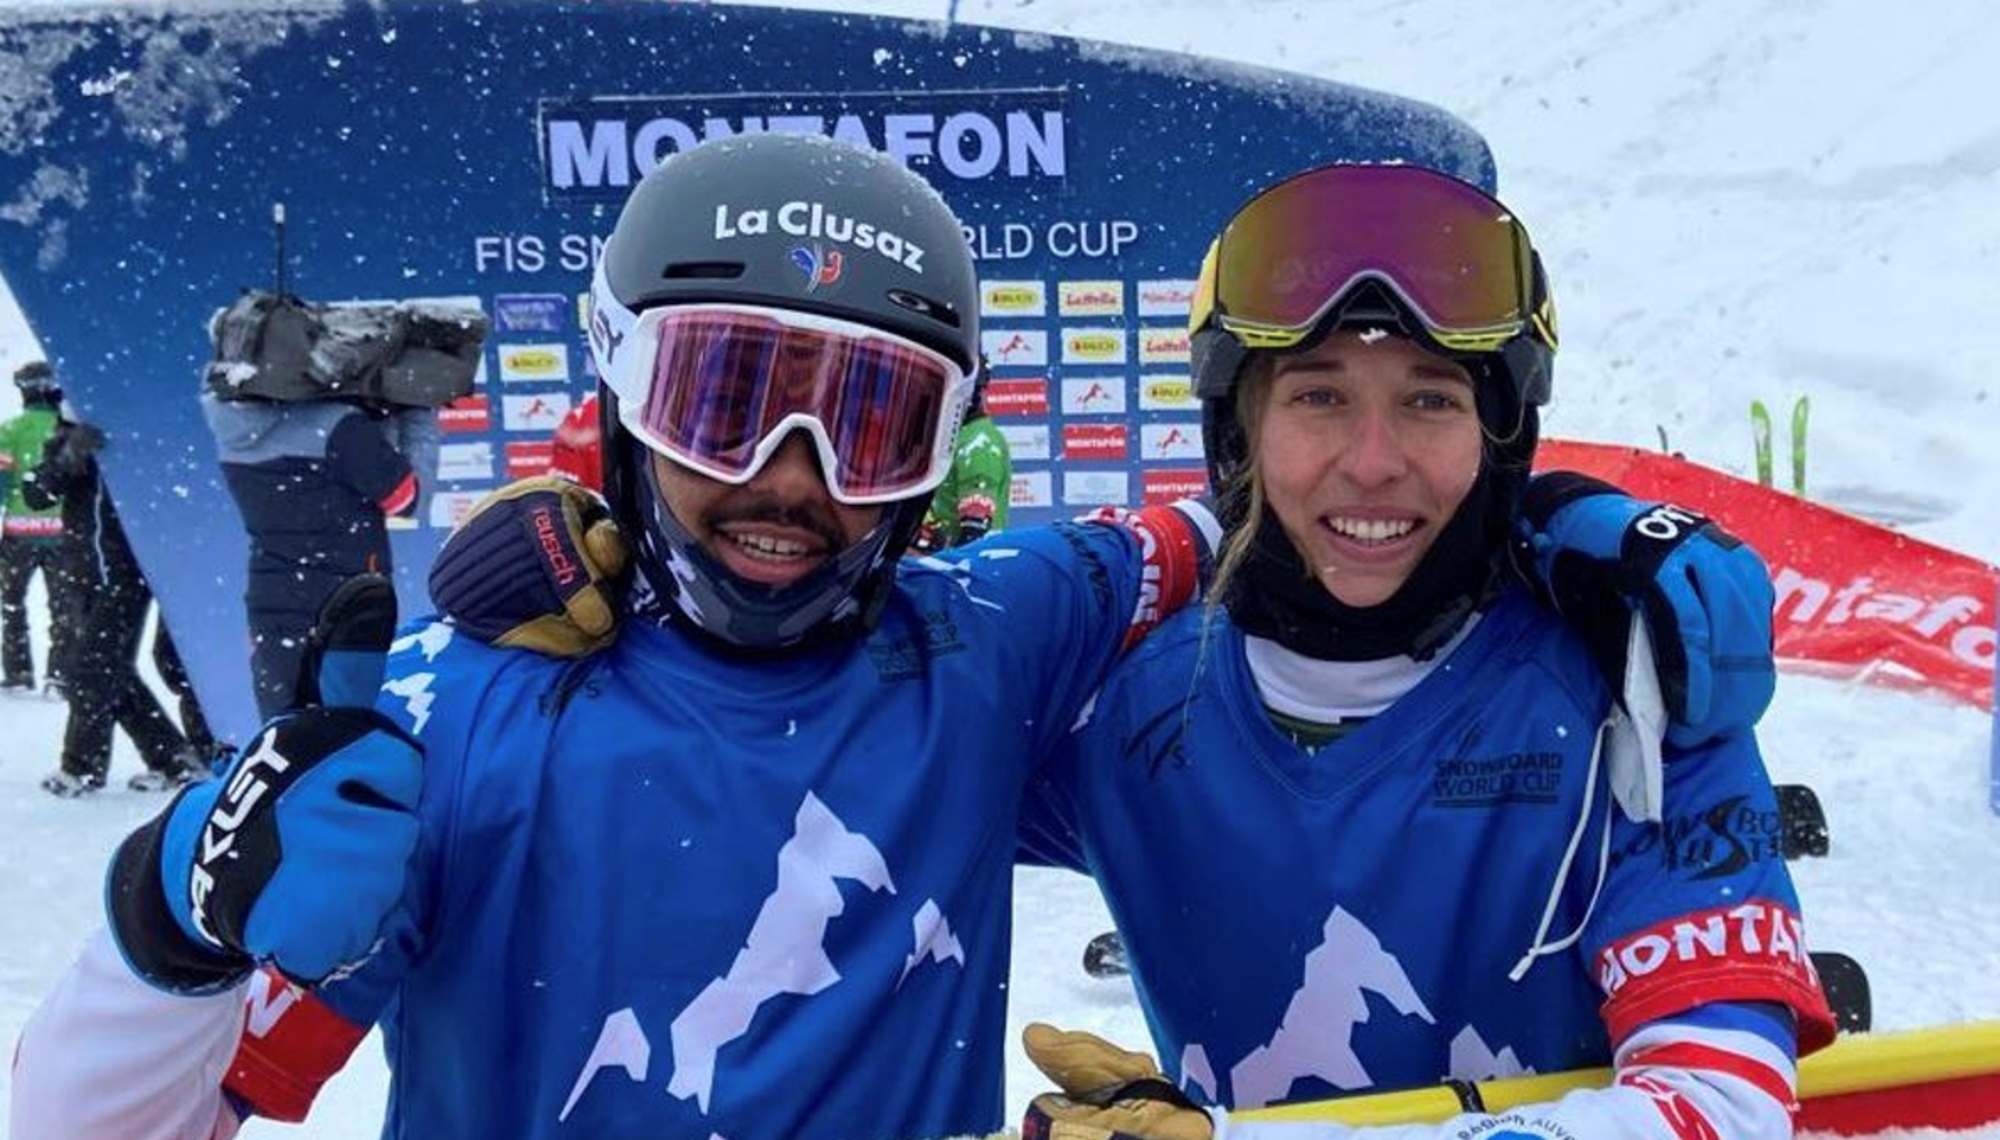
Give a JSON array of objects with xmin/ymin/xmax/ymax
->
[{"xmin": 13, "ymin": 137, "xmax": 1837, "ymax": 1140}]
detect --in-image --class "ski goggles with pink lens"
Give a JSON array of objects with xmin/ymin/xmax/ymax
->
[
  {"xmin": 1191, "ymin": 164, "xmax": 1551, "ymax": 355},
  {"xmin": 618, "ymin": 304, "xmax": 971, "ymax": 505}
]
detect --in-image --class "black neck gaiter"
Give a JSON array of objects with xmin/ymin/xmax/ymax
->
[{"xmin": 1221, "ymin": 462, "xmax": 1516, "ymax": 662}]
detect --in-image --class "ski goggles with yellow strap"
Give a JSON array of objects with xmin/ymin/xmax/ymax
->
[{"xmin": 1189, "ymin": 163, "xmax": 1557, "ymax": 357}]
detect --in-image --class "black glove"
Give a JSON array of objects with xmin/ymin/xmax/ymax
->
[
  {"xmin": 1518, "ymin": 472, "xmax": 1776, "ymax": 746},
  {"xmin": 106, "ymin": 576, "xmax": 424, "ymax": 992},
  {"xmin": 909, "ymin": 519, "xmax": 946, "ymax": 555},
  {"xmin": 954, "ymin": 495, "xmax": 997, "ymax": 546},
  {"xmin": 429, "ymin": 476, "xmax": 629, "ymax": 657}
]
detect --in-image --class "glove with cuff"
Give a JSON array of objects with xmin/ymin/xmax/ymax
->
[
  {"xmin": 1518, "ymin": 471, "xmax": 1777, "ymax": 747},
  {"xmin": 1021, "ymin": 1022, "xmax": 1217, "ymax": 1140},
  {"xmin": 428, "ymin": 475, "xmax": 629, "ymax": 657},
  {"xmin": 106, "ymin": 575, "xmax": 423, "ymax": 993}
]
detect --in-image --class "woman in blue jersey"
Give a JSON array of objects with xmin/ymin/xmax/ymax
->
[{"xmin": 1018, "ymin": 164, "xmax": 1836, "ymax": 1140}]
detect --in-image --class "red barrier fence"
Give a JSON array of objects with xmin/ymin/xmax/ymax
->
[{"xmin": 1536, "ymin": 440, "xmax": 1997, "ymax": 712}]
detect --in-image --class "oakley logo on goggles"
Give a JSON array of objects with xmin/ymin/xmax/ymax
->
[
  {"xmin": 1195, "ymin": 164, "xmax": 1549, "ymax": 354},
  {"xmin": 619, "ymin": 303, "xmax": 970, "ymax": 505}
]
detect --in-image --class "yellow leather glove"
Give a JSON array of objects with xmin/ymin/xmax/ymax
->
[
  {"xmin": 1022, "ymin": 1023, "xmax": 1215, "ymax": 1140},
  {"xmin": 427, "ymin": 476, "xmax": 629, "ymax": 656}
]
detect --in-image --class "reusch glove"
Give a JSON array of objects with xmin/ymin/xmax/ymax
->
[
  {"xmin": 106, "ymin": 575, "xmax": 424, "ymax": 993},
  {"xmin": 429, "ymin": 475, "xmax": 629, "ymax": 657},
  {"xmin": 1021, "ymin": 1023, "xmax": 1215, "ymax": 1140},
  {"xmin": 1518, "ymin": 472, "xmax": 1777, "ymax": 747}
]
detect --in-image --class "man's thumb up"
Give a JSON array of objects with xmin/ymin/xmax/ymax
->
[
  {"xmin": 296, "ymin": 572, "xmax": 399, "ymax": 708},
  {"xmin": 109, "ymin": 574, "xmax": 424, "ymax": 992}
]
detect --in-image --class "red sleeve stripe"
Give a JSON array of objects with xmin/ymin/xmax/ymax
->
[
  {"xmin": 1619, "ymin": 1071, "xmax": 1722, "ymax": 1140},
  {"xmin": 1596, "ymin": 901, "xmax": 1838, "ymax": 1054},
  {"xmin": 1074, "ymin": 502, "xmax": 1212, "ymax": 651},
  {"xmin": 1119, "ymin": 503, "xmax": 1205, "ymax": 650},
  {"xmin": 223, "ymin": 970, "xmax": 370, "ymax": 1123},
  {"xmin": 1623, "ymin": 1039, "xmax": 1797, "ymax": 1108},
  {"xmin": 378, "ymin": 473, "xmax": 419, "ymax": 517}
]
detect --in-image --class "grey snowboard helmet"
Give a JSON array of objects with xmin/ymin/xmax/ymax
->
[{"xmin": 588, "ymin": 132, "xmax": 980, "ymax": 653}]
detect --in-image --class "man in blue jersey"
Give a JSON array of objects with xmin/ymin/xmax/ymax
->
[
  {"xmin": 12, "ymin": 139, "xmax": 1778, "ymax": 1140},
  {"xmin": 12, "ymin": 132, "xmax": 1209, "ymax": 1140},
  {"xmin": 1012, "ymin": 164, "xmax": 1832, "ymax": 1140}
]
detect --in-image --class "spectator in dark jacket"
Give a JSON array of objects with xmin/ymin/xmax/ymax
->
[
  {"xmin": 548, "ymin": 392, "xmax": 603, "ymax": 491},
  {"xmin": 24, "ymin": 406, "xmax": 204, "ymax": 797},
  {"xmin": 200, "ymin": 390, "xmax": 420, "ymax": 718}
]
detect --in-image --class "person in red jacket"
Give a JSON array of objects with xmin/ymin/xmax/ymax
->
[{"xmin": 549, "ymin": 392, "xmax": 603, "ymax": 490}]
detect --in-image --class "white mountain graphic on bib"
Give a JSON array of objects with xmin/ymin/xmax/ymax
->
[{"xmin": 1190, "ymin": 906, "xmax": 1432, "ymax": 1108}]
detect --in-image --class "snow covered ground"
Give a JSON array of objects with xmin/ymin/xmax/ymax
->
[{"xmin": 0, "ymin": 0, "xmax": 1996, "ymax": 1137}]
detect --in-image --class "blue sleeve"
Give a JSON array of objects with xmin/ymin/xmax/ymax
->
[
  {"xmin": 309, "ymin": 616, "xmax": 489, "ymax": 1027},
  {"xmin": 928, "ymin": 520, "xmax": 1150, "ymax": 762},
  {"xmin": 1585, "ymin": 731, "xmax": 1835, "ymax": 1049}
]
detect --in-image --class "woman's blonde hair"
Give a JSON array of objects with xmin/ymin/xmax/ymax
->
[{"xmin": 1205, "ymin": 358, "xmax": 1277, "ymax": 614}]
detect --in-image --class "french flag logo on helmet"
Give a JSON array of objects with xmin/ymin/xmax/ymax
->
[{"xmin": 789, "ymin": 243, "xmax": 844, "ymax": 292}]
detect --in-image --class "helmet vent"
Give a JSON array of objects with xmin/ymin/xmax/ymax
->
[
  {"xmin": 660, "ymin": 261, "xmax": 745, "ymax": 281},
  {"xmin": 885, "ymin": 288, "xmax": 962, "ymax": 329}
]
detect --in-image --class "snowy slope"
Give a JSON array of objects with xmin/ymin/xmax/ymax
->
[{"xmin": 0, "ymin": 1, "xmax": 1996, "ymax": 1138}]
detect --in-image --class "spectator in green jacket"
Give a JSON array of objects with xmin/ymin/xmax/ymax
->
[
  {"xmin": 914, "ymin": 355, "xmax": 1012, "ymax": 552},
  {"xmin": 0, "ymin": 361, "xmax": 76, "ymax": 695}
]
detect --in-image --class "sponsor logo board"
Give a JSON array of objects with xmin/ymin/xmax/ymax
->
[
  {"xmin": 1136, "ymin": 278, "xmax": 1196, "ymax": 318},
  {"xmin": 437, "ymin": 442, "xmax": 495, "ymax": 482},
  {"xmin": 1141, "ymin": 468, "xmax": 1208, "ymax": 504},
  {"xmin": 981, "ymin": 279, "xmax": 1047, "ymax": 316},
  {"xmin": 1062, "ymin": 326, "xmax": 1127, "ymax": 364},
  {"xmin": 494, "ymin": 293, "xmax": 569, "ymax": 334},
  {"xmin": 1138, "ymin": 374, "xmax": 1197, "ymax": 410},
  {"xmin": 984, "ymin": 378, "xmax": 1050, "ymax": 418},
  {"xmin": 1010, "ymin": 469, "xmax": 1053, "ymax": 509},
  {"xmin": 1061, "ymin": 376, "xmax": 1127, "ymax": 415},
  {"xmin": 498, "ymin": 343, "xmax": 570, "ymax": 382},
  {"xmin": 502, "ymin": 392, "xmax": 572, "ymax": 431},
  {"xmin": 1138, "ymin": 326, "xmax": 1191, "ymax": 364},
  {"xmin": 999, "ymin": 423, "xmax": 1050, "ymax": 461},
  {"xmin": 505, "ymin": 439, "xmax": 556, "ymax": 480},
  {"xmin": 439, "ymin": 395, "xmax": 491, "ymax": 433},
  {"xmin": 983, "ymin": 328, "xmax": 1050, "ymax": 367},
  {"xmin": 1062, "ymin": 422, "xmax": 1128, "ymax": 460},
  {"xmin": 429, "ymin": 490, "xmax": 488, "ymax": 530},
  {"xmin": 1140, "ymin": 422, "xmax": 1203, "ymax": 460},
  {"xmin": 1057, "ymin": 279, "xmax": 1124, "ymax": 317},
  {"xmin": 1063, "ymin": 470, "xmax": 1130, "ymax": 507}
]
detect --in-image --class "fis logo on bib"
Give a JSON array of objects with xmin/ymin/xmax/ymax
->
[
  {"xmin": 716, "ymin": 202, "xmax": 926, "ymax": 272},
  {"xmin": 790, "ymin": 243, "xmax": 845, "ymax": 292}
]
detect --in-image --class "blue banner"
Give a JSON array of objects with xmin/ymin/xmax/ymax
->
[{"xmin": 0, "ymin": 0, "xmax": 1491, "ymax": 740}]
